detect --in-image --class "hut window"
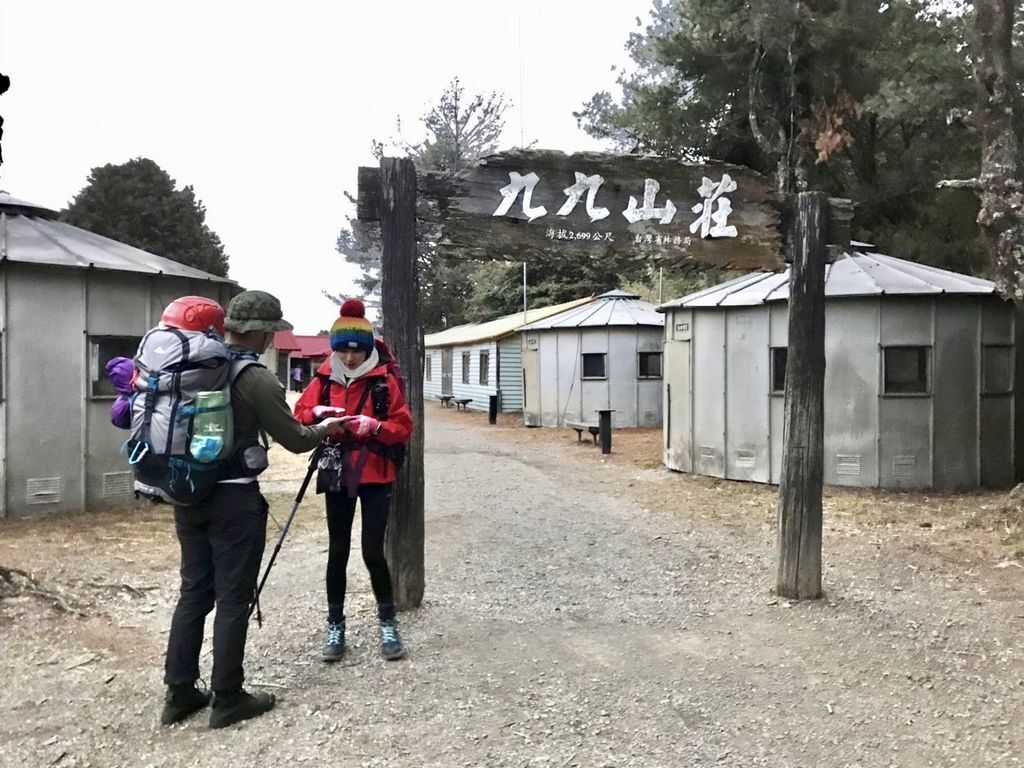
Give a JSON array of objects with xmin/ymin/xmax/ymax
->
[
  {"xmin": 982, "ymin": 345, "xmax": 1013, "ymax": 394},
  {"xmin": 638, "ymin": 352, "xmax": 662, "ymax": 378},
  {"xmin": 479, "ymin": 351, "xmax": 490, "ymax": 385},
  {"xmin": 771, "ymin": 348, "xmax": 788, "ymax": 394},
  {"xmin": 582, "ymin": 353, "xmax": 607, "ymax": 379},
  {"xmin": 425, "ymin": 355, "xmax": 433, "ymax": 382},
  {"xmin": 883, "ymin": 346, "xmax": 931, "ymax": 395},
  {"xmin": 461, "ymin": 352, "xmax": 471, "ymax": 384},
  {"xmin": 89, "ymin": 335, "xmax": 143, "ymax": 398}
]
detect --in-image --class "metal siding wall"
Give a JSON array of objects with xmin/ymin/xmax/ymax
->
[
  {"xmin": 0, "ymin": 265, "xmax": 6, "ymax": 516},
  {"xmin": 606, "ymin": 328, "xmax": 635, "ymax": 428},
  {"xmin": 724, "ymin": 307, "xmax": 769, "ymax": 481},
  {"xmin": 981, "ymin": 400, "xmax": 1014, "ymax": 486},
  {"xmin": 423, "ymin": 349, "xmax": 443, "ymax": 402},
  {"xmin": 448, "ymin": 341, "xmax": 498, "ymax": 411},
  {"xmin": 539, "ymin": 332, "xmax": 562, "ymax": 426},
  {"xmin": 981, "ymin": 299, "xmax": 1015, "ymax": 486},
  {"xmin": 932, "ymin": 300, "xmax": 979, "ymax": 490},
  {"xmin": 880, "ymin": 299, "xmax": 931, "ymax": 345},
  {"xmin": 878, "ymin": 299, "xmax": 932, "ymax": 488},
  {"xmin": 522, "ymin": 333, "xmax": 541, "ymax": 425},
  {"xmin": 663, "ymin": 335, "xmax": 691, "ymax": 471},
  {"xmin": 498, "ymin": 338, "xmax": 523, "ymax": 412},
  {"xmin": 663, "ymin": 309, "xmax": 692, "ymax": 471},
  {"xmin": 7, "ymin": 268, "xmax": 85, "ymax": 516},
  {"xmin": 636, "ymin": 327, "xmax": 664, "ymax": 427},
  {"xmin": 768, "ymin": 303, "xmax": 788, "ymax": 483},
  {"xmin": 823, "ymin": 299, "xmax": 880, "ymax": 488},
  {"xmin": 692, "ymin": 311, "xmax": 726, "ymax": 478},
  {"xmin": 982, "ymin": 299, "xmax": 1013, "ymax": 344},
  {"xmin": 578, "ymin": 328, "xmax": 608, "ymax": 426}
]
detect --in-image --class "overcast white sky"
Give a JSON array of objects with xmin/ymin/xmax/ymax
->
[{"xmin": 0, "ymin": 0, "xmax": 652, "ymax": 333}]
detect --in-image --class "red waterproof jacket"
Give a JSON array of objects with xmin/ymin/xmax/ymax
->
[{"xmin": 294, "ymin": 358, "xmax": 413, "ymax": 485}]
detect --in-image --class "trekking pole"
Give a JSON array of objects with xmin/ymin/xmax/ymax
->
[{"xmin": 248, "ymin": 443, "xmax": 324, "ymax": 627}]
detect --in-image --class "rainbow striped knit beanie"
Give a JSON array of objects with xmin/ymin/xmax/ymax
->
[{"xmin": 330, "ymin": 299, "xmax": 374, "ymax": 352}]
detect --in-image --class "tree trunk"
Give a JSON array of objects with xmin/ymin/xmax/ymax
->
[
  {"xmin": 776, "ymin": 192, "xmax": 828, "ymax": 600},
  {"xmin": 972, "ymin": 0, "xmax": 1024, "ymax": 300},
  {"xmin": 379, "ymin": 157, "xmax": 425, "ymax": 610}
]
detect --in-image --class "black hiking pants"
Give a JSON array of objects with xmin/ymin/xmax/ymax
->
[
  {"xmin": 325, "ymin": 483, "xmax": 394, "ymax": 619},
  {"xmin": 164, "ymin": 483, "xmax": 268, "ymax": 695}
]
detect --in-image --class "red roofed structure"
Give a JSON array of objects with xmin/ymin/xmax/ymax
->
[
  {"xmin": 273, "ymin": 330, "xmax": 300, "ymax": 351},
  {"xmin": 267, "ymin": 333, "xmax": 331, "ymax": 391},
  {"xmin": 292, "ymin": 335, "xmax": 332, "ymax": 359}
]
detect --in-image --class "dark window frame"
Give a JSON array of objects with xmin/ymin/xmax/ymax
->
[
  {"xmin": 581, "ymin": 353, "xmax": 607, "ymax": 380},
  {"xmin": 770, "ymin": 347, "xmax": 788, "ymax": 395},
  {"xmin": 89, "ymin": 335, "xmax": 143, "ymax": 399},
  {"xmin": 637, "ymin": 351, "xmax": 662, "ymax": 379},
  {"xmin": 461, "ymin": 351, "xmax": 471, "ymax": 384},
  {"xmin": 882, "ymin": 345, "xmax": 931, "ymax": 396},
  {"xmin": 424, "ymin": 354, "xmax": 432, "ymax": 382},
  {"xmin": 479, "ymin": 350, "xmax": 490, "ymax": 385}
]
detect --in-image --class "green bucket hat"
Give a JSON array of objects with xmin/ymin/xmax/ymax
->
[{"xmin": 224, "ymin": 290, "xmax": 294, "ymax": 333}]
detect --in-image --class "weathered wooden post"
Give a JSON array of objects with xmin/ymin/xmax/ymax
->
[
  {"xmin": 597, "ymin": 409, "xmax": 614, "ymax": 455},
  {"xmin": 377, "ymin": 157, "xmax": 425, "ymax": 610},
  {"xmin": 776, "ymin": 192, "xmax": 829, "ymax": 600}
]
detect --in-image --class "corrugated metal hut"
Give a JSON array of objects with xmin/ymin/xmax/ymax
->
[
  {"xmin": 423, "ymin": 297, "xmax": 592, "ymax": 413},
  {"xmin": 659, "ymin": 243, "xmax": 1020, "ymax": 490},
  {"xmin": 519, "ymin": 290, "xmax": 665, "ymax": 428},
  {"xmin": 0, "ymin": 192, "xmax": 238, "ymax": 517}
]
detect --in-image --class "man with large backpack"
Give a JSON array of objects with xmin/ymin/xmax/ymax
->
[{"xmin": 160, "ymin": 291, "xmax": 349, "ymax": 729}]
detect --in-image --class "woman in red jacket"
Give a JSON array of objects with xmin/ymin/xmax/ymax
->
[{"xmin": 294, "ymin": 299, "xmax": 413, "ymax": 662}]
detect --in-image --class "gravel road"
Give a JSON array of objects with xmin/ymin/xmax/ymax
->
[{"xmin": 1, "ymin": 408, "xmax": 1022, "ymax": 768}]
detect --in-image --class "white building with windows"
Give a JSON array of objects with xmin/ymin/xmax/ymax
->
[
  {"xmin": 659, "ymin": 244, "xmax": 1021, "ymax": 490},
  {"xmin": 423, "ymin": 297, "xmax": 592, "ymax": 413},
  {"xmin": 0, "ymin": 193, "xmax": 238, "ymax": 517},
  {"xmin": 519, "ymin": 290, "xmax": 665, "ymax": 428}
]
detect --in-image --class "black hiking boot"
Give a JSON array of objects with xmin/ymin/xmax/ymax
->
[
  {"xmin": 321, "ymin": 618, "xmax": 346, "ymax": 662},
  {"xmin": 379, "ymin": 618, "xmax": 407, "ymax": 660},
  {"xmin": 208, "ymin": 690, "xmax": 276, "ymax": 729},
  {"xmin": 160, "ymin": 683, "xmax": 211, "ymax": 725}
]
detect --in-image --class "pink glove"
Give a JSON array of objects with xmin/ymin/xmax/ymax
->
[
  {"xmin": 312, "ymin": 405, "xmax": 345, "ymax": 420},
  {"xmin": 345, "ymin": 414, "xmax": 381, "ymax": 437}
]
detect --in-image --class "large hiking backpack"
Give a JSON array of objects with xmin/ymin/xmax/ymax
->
[{"xmin": 126, "ymin": 327, "xmax": 258, "ymax": 505}]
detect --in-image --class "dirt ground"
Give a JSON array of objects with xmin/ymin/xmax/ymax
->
[{"xmin": 1, "ymin": 405, "xmax": 1022, "ymax": 768}]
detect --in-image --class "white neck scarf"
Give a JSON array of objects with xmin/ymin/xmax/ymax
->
[{"xmin": 330, "ymin": 347, "xmax": 379, "ymax": 388}]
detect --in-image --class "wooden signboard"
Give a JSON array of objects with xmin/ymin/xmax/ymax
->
[
  {"xmin": 358, "ymin": 153, "xmax": 843, "ymax": 607},
  {"xmin": 360, "ymin": 149, "xmax": 784, "ymax": 271}
]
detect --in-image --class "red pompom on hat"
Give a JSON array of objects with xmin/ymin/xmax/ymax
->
[{"xmin": 340, "ymin": 298, "xmax": 366, "ymax": 318}]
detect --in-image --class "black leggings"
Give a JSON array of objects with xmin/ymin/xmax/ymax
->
[{"xmin": 325, "ymin": 484, "xmax": 394, "ymax": 615}]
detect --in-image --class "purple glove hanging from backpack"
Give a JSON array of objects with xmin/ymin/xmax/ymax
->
[{"xmin": 106, "ymin": 356, "xmax": 136, "ymax": 429}]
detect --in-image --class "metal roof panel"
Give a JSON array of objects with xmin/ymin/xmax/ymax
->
[{"xmin": 661, "ymin": 248, "xmax": 996, "ymax": 308}]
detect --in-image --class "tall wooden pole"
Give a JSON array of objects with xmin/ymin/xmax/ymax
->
[
  {"xmin": 776, "ymin": 192, "xmax": 828, "ymax": 600},
  {"xmin": 378, "ymin": 157, "xmax": 425, "ymax": 610}
]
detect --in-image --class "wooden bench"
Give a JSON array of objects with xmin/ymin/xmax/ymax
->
[
  {"xmin": 438, "ymin": 395, "xmax": 453, "ymax": 408},
  {"xmin": 454, "ymin": 398, "xmax": 472, "ymax": 411},
  {"xmin": 565, "ymin": 419, "xmax": 600, "ymax": 444}
]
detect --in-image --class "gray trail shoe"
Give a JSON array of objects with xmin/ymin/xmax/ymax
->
[
  {"xmin": 379, "ymin": 618, "xmax": 407, "ymax": 660},
  {"xmin": 321, "ymin": 619, "xmax": 346, "ymax": 662},
  {"xmin": 160, "ymin": 683, "xmax": 211, "ymax": 725},
  {"xmin": 209, "ymin": 690, "xmax": 276, "ymax": 729}
]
